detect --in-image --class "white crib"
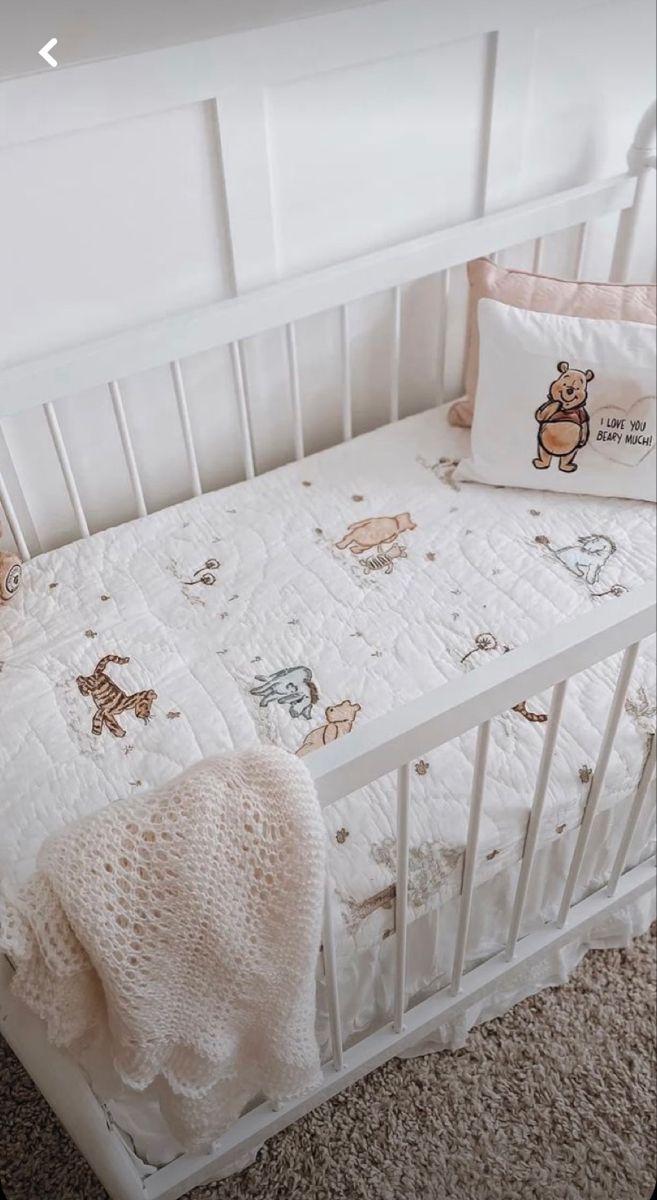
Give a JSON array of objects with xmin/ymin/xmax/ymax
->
[{"xmin": 0, "ymin": 92, "xmax": 655, "ymax": 1200}]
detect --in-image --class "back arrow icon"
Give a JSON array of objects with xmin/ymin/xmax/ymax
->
[{"xmin": 38, "ymin": 38, "xmax": 58, "ymax": 68}]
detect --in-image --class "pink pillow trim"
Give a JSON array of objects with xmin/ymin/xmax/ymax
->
[{"xmin": 448, "ymin": 257, "xmax": 657, "ymax": 428}]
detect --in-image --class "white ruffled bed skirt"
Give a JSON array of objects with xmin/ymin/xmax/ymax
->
[{"xmin": 95, "ymin": 799, "xmax": 655, "ymax": 1172}]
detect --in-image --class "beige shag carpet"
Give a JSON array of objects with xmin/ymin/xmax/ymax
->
[{"xmin": 1, "ymin": 927, "xmax": 655, "ymax": 1200}]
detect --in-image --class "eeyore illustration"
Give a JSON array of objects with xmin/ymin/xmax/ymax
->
[
  {"xmin": 250, "ymin": 666, "xmax": 319, "ymax": 720},
  {"xmin": 550, "ymin": 534, "xmax": 616, "ymax": 586}
]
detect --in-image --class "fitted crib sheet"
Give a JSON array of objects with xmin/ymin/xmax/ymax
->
[{"xmin": 1, "ymin": 406, "xmax": 655, "ymax": 961}]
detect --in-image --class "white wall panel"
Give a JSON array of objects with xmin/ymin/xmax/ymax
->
[
  {"xmin": 0, "ymin": 101, "xmax": 232, "ymax": 367},
  {"xmin": 527, "ymin": 0, "xmax": 656, "ymax": 192},
  {"xmin": 523, "ymin": 0, "xmax": 657, "ymax": 280},
  {"xmin": 267, "ymin": 36, "xmax": 490, "ymax": 275}
]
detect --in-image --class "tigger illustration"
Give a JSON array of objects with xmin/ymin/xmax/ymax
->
[
  {"xmin": 76, "ymin": 654, "xmax": 157, "ymax": 738},
  {"xmin": 513, "ymin": 701, "xmax": 548, "ymax": 724},
  {"xmin": 460, "ymin": 634, "xmax": 547, "ymax": 724}
]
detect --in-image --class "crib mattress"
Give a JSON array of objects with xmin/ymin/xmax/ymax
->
[{"xmin": 1, "ymin": 407, "xmax": 655, "ymax": 958}]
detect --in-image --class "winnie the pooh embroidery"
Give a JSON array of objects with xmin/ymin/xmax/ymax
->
[
  {"xmin": 533, "ymin": 361, "xmax": 594, "ymax": 473},
  {"xmin": 335, "ymin": 513, "xmax": 416, "ymax": 554},
  {"xmin": 295, "ymin": 700, "xmax": 361, "ymax": 757}
]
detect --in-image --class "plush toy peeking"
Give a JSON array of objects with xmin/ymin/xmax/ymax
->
[{"xmin": 0, "ymin": 538, "xmax": 21, "ymax": 602}]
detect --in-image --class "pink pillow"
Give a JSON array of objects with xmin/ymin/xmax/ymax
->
[{"xmin": 448, "ymin": 258, "xmax": 657, "ymax": 428}]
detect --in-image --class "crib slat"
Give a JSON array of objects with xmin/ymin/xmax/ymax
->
[
  {"xmin": 44, "ymin": 402, "xmax": 89, "ymax": 539},
  {"xmin": 574, "ymin": 222, "xmax": 588, "ymax": 280},
  {"xmin": 635, "ymin": 773, "xmax": 657, "ymax": 857},
  {"xmin": 393, "ymin": 762, "xmax": 411, "ymax": 1033},
  {"xmin": 321, "ymin": 874, "xmax": 344, "ymax": 1071},
  {"xmin": 610, "ymin": 171, "xmax": 651, "ymax": 283},
  {"xmin": 0, "ymin": 451, "xmax": 30, "ymax": 562},
  {"xmin": 389, "ymin": 286, "xmax": 402, "ymax": 424},
  {"xmin": 341, "ymin": 305, "xmax": 352, "ymax": 442},
  {"xmin": 285, "ymin": 323, "xmax": 305, "ymax": 461},
  {"xmin": 451, "ymin": 721, "xmax": 491, "ymax": 994},
  {"xmin": 505, "ymin": 680, "xmax": 568, "ymax": 960},
  {"xmin": 436, "ymin": 269, "xmax": 450, "ymax": 407},
  {"xmin": 170, "ymin": 361, "xmax": 202, "ymax": 498},
  {"xmin": 230, "ymin": 342, "xmax": 256, "ymax": 480},
  {"xmin": 557, "ymin": 642, "xmax": 640, "ymax": 927},
  {"xmin": 607, "ymin": 737, "xmax": 656, "ymax": 897},
  {"xmin": 109, "ymin": 381, "xmax": 147, "ymax": 518},
  {"xmin": 532, "ymin": 237, "xmax": 544, "ymax": 273}
]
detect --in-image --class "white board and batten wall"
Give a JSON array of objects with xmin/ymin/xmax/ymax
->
[{"xmin": 0, "ymin": 0, "xmax": 655, "ymax": 554}]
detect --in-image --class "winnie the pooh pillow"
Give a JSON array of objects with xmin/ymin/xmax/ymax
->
[
  {"xmin": 447, "ymin": 258, "xmax": 656, "ymax": 428},
  {"xmin": 454, "ymin": 298, "xmax": 656, "ymax": 502}
]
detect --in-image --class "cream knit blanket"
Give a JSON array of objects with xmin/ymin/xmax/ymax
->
[{"xmin": 0, "ymin": 748, "xmax": 326, "ymax": 1151}]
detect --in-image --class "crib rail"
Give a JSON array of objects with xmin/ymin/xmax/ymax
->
[
  {"xmin": 308, "ymin": 583, "xmax": 656, "ymax": 804},
  {"xmin": 0, "ymin": 177, "xmax": 647, "ymax": 560},
  {"xmin": 309, "ymin": 582, "xmax": 656, "ymax": 1060},
  {"xmin": 140, "ymin": 585, "xmax": 656, "ymax": 1200},
  {"xmin": 1, "ymin": 99, "xmax": 655, "ymax": 560},
  {"xmin": 0, "ymin": 172, "xmax": 638, "ymax": 421}
]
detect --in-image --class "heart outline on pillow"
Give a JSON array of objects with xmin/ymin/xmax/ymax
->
[{"xmin": 588, "ymin": 395, "xmax": 656, "ymax": 468}]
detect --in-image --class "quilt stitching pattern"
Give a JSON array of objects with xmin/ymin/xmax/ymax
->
[{"xmin": 0, "ymin": 408, "xmax": 654, "ymax": 954}]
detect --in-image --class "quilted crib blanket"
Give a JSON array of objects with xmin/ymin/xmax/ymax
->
[{"xmin": 1, "ymin": 408, "xmax": 655, "ymax": 953}]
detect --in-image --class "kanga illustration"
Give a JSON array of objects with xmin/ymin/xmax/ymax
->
[
  {"xmin": 533, "ymin": 361, "xmax": 594, "ymax": 474},
  {"xmin": 335, "ymin": 513, "xmax": 416, "ymax": 554},
  {"xmin": 77, "ymin": 654, "xmax": 157, "ymax": 739},
  {"xmin": 250, "ymin": 665, "xmax": 319, "ymax": 720},
  {"xmin": 296, "ymin": 700, "xmax": 361, "ymax": 757}
]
